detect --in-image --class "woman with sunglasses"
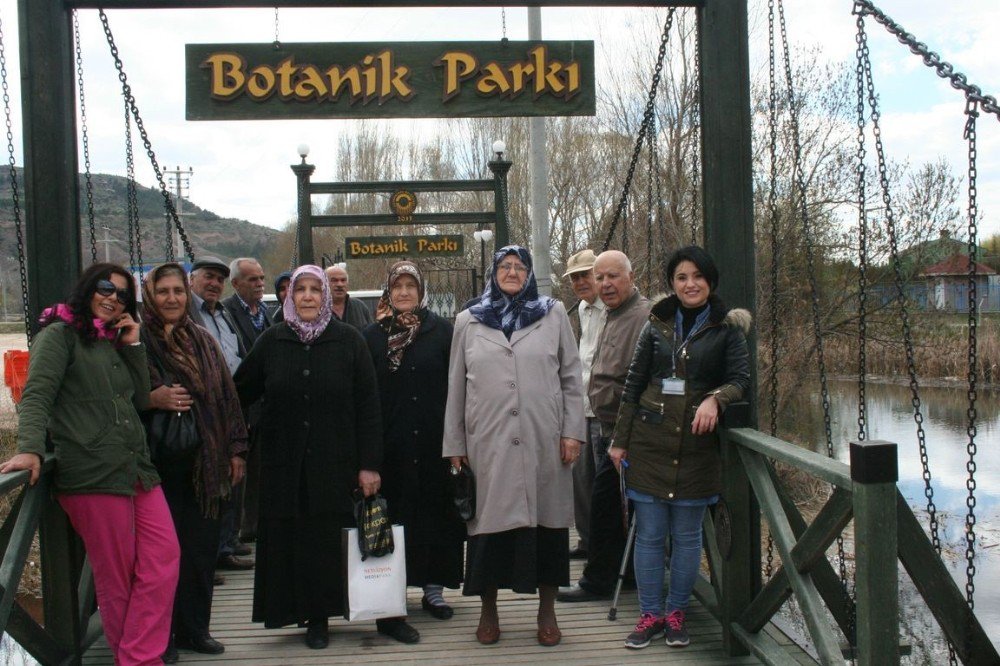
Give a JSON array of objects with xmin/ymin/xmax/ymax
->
[{"xmin": 0, "ymin": 262, "xmax": 180, "ymax": 666}]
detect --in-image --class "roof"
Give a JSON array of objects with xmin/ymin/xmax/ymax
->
[{"xmin": 919, "ymin": 253, "xmax": 997, "ymax": 277}]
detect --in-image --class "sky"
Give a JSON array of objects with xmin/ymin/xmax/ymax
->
[{"xmin": 0, "ymin": 0, "xmax": 996, "ymax": 239}]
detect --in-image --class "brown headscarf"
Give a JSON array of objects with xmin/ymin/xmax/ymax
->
[
  {"xmin": 141, "ymin": 263, "xmax": 248, "ymax": 517},
  {"xmin": 376, "ymin": 260, "xmax": 427, "ymax": 373}
]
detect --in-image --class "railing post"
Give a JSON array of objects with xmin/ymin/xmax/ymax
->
[
  {"xmin": 850, "ymin": 439, "xmax": 899, "ymax": 665},
  {"xmin": 719, "ymin": 404, "xmax": 758, "ymax": 656},
  {"xmin": 39, "ymin": 490, "xmax": 85, "ymax": 664}
]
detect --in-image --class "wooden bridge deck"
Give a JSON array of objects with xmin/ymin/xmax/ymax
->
[{"xmin": 82, "ymin": 550, "xmax": 813, "ymax": 665}]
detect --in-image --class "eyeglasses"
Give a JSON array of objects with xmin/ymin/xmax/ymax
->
[
  {"xmin": 497, "ymin": 262, "xmax": 528, "ymax": 274},
  {"xmin": 95, "ymin": 279, "xmax": 130, "ymax": 305}
]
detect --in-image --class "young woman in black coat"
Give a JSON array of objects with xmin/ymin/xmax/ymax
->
[{"xmin": 363, "ymin": 261, "xmax": 465, "ymax": 621}]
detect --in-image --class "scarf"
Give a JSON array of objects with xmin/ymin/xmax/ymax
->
[
  {"xmin": 469, "ymin": 245, "xmax": 556, "ymax": 340},
  {"xmin": 282, "ymin": 265, "xmax": 333, "ymax": 343},
  {"xmin": 376, "ymin": 260, "xmax": 426, "ymax": 372},
  {"xmin": 141, "ymin": 263, "xmax": 245, "ymax": 517},
  {"xmin": 40, "ymin": 303, "xmax": 119, "ymax": 344}
]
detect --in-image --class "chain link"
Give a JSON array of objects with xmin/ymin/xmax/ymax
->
[
  {"xmin": 602, "ymin": 9, "xmax": 675, "ymax": 252},
  {"xmin": 962, "ymin": 94, "xmax": 979, "ymax": 629},
  {"xmin": 273, "ymin": 7, "xmax": 281, "ymax": 50},
  {"xmin": 853, "ymin": 1, "xmax": 999, "ymax": 122},
  {"xmin": 124, "ymin": 102, "xmax": 140, "ymax": 277},
  {"xmin": 645, "ymin": 119, "xmax": 654, "ymax": 293},
  {"xmin": 853, "ymin": 14, "xmax": 869, "ymax": 446},
  {"xmin": 690, "ymin": 8, "xmax": 701, "ymax": 244},
  {"xmin": 99, "ymin": 10, "xmax": 194, "ymax": 263},
  {"xmin": 501, "ymin": 7, "xmax": 507, "ymax": 41},
  {"xmin": 73, "ymin": 10, "xmax": 98, "ymax": 265},
  {"xmin": 0, "ymin": 15, "xmax": 31, "ymax": 343}
]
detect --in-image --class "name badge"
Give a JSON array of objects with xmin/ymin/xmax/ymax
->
[{"xmin": 661, "ymin": 377, "xmax": 686, "ymax": 395}]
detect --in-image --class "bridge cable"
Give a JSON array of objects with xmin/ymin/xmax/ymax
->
[
  {"xmin": 0, "ymin": 13, "xmax": 32, "ymax": 344},
  {"xmin": 73, "ymin": 10, "xmax": 98, "ymax": 265}
]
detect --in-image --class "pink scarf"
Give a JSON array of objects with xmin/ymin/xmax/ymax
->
[{"xmin": 40, "ymin": 303, "xmax": 118, "ymax": 344}]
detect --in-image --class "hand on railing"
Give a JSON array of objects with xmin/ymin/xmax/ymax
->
[{"xmin": 0, "ymin": 452, "xmax": 43, "ymax": 485}]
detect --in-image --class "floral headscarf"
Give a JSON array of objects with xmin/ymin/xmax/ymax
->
[
  {"xmin": 469, "ymin": 245, "xmax": 556, "ymax": 340},
  {"xmin": 376, "ymin": 260, "xmax": 426, "ymax": 372},
  {"xmin": 282, "ymin": 265, "xmax": 333, "ymax": 344}
]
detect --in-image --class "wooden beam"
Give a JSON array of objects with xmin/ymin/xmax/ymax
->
[
  {"xmin": 66, "ymin": 1, "xmax": 704, "ymax": 8},
  {"xmin": 312, "ymin": 212, "xmax": 495, "ymax": 228},
  {"xmin": 310, "ymin": 180, "xmax": 495, "ymax": 195},
  {"xmin": 727, "ymin": 428, "xmax": 853, "ymax": 489}
]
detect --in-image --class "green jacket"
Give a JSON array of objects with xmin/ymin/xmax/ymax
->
[
  {"xmin": 613, "ymin": 295, "xmax": 751, "ymax": 501},
  {"xmin": 16, "ymin": 322, "xmax": 157, "ymax": 495}
]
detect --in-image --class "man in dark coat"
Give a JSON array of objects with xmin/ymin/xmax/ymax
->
[
  {"xmin": 222, "ymin": 257, "xmax": 273, "ymax": 544},
  {"xmin": 326, "ymin": 264, "xmax": 373, "ymax": 329}
]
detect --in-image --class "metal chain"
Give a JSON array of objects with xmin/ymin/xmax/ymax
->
[
  {"xmin": 501, "ymin": 7, "xmax": 507, "ymax": 41},
  {"xmin": 273, "ymin": 7, "xmax": 281, "ymax": 50},
  {"xmin": 962, "ymin": 95, "xmax": 979, "ymax": 624},
  {"xmin": 123, "ymin": 101, "xmax": 140, "ymax": 276},
  {"xmin": 853, "ymin": 1, "xmax": 999, "ymax": 122},
  {"xmin": 645, "ymin": 119, "xmax": 654, "ymax": 293},
  {"xmin": 853, "ymin": 15, "xmax": 869, "ymax": 445},
  {"xmin": 99, "ymin": 10, "xmax": 194, "ymax": 262},
  {"xmin": 0, "ymin": 15, "xmax": 31, "ymax": 342},
  {"xmin": 690, "ymin": 7, "xmax": 701, "ymax": 244},
  {"xmin": 776, "ymin": 2, "xmax": 854, "ymax": 644},
  {"xmin": 602, "ymin": 8, "xmax": 675, "ymax": 251},
  {"xmin": 652, "ymin": 117, "xmax": 665, "ymax": 292},
  {"xmin": 74, "ymin": 10, "xmax": 98, "ymax": 265}
]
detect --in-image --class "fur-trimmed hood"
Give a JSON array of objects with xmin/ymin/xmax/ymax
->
[{"xmin": 650, "ymin": 293, "xmax": 752, "ymax": 334}]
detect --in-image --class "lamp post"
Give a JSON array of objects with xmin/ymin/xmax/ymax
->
[
  {"xmin": 291, "ymin": 143, "xmax": 316, "ymax": 265},
  {"xmin": 473, "ymin": 228, "xmax": 494, "ymax": 294},
  {"xmin": 486, "ymin": 140, "xmax": 511, "ymax": 252}
]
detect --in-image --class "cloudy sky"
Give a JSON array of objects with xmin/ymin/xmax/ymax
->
[{"xmin": 0, "ymin": 1, "xmax": 996, "ymax": 238}]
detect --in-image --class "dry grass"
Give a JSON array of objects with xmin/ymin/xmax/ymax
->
[{"xmin": 0, "ymin": 427, "xmax": 43, "ymax": 598}]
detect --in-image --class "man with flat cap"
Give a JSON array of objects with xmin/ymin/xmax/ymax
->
[{"xmin": 563, "ymin": 249, "xmax": 606, "ymax": 561}]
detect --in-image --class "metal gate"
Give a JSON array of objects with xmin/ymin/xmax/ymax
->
[{"xmin": 424, "ymin": 267, "xmax": 477, "ymax": 321}]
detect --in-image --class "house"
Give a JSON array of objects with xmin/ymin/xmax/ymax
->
[{"xmin": 919, "ymin": 253, "xmax": 997, "ymax": 311}]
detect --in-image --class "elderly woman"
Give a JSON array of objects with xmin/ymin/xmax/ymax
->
[
  {"xmin": 362, "ymin": 261, "xmax": 464, "ymax": 623},
  {"xmin": 444, "ymin": 245, "xmax": 586, "ymax": 647},
  {"xmin": 140, "ymin": 262, "xmax": 248, "ymax": 662},
  {"xmin": 0, "ymin": 263, "xmax": 180, "ymax": 666},
  {"xmin": 234, "ymin": 265, "xmax": 417, "ymax": 649},
  {"xmin": 609, "ymin": 246, "xmax": 750, "ymax": 650}
]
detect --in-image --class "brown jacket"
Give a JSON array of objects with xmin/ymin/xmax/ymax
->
[{"xmin": 587, "ymin": 288, "xmax": 651, "ymax": 425}]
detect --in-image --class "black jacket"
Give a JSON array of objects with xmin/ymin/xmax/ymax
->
[
  {"xmin": 613, "ymin": 294, "xmax": 751, "ymax": 500},
  {"xmin": 233, "ymin": 320, "xmax": 383, "ymax": 517},
  {"xmin": 334, "ymin": 295, "xmax": 374, "ymax": 330},
  {"xmin": 222, "ymin": 294, "xmax": 273, "ymax": 352}
]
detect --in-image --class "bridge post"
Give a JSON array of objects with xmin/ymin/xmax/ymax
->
[{"xmin": 850, "ymin": 440, "xmax": 899, "ymax": 665}]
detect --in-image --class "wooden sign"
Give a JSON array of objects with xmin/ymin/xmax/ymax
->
[
  {"xmin": 346, "ymin": 234, "xmax": 464, "ymax": 259},
  {"xmin": 186, "ymin": 41, "xmax": 595, "ymax": 120}
]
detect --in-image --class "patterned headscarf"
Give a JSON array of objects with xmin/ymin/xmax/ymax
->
[
  {"xmin": 469, "ymin": 245, "xmax": 556, "ymax": 340},
  {"xmin": 376, "ymin": 260, "xmax": 426, "ymax": 372},
  {"xmin": 282, "ymin": 265, "xmax": 333, "ymax": 343}
]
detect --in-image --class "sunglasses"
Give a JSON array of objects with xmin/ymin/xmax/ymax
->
[{"xmin": 95, "ymin": 279, "xmax": 131, "ymax": 305}]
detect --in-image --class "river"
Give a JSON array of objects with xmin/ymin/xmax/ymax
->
[{"xmin": 782, "ymin": 379, "xmax": 1000, "ymax": 660}]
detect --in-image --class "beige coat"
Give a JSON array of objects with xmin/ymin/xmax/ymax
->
[{"xmin": 443, "ymin": 302, "xmax": 587, "ymax": 536}]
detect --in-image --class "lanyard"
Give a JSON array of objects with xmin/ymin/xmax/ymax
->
[{"xmin": 671, "ymin": 306, "xmax": 711, "ymax": 377}]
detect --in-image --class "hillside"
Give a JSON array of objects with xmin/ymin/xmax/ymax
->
[{"xmin": 0, "ymin": 169, "xmax": 281, "ymax": 271}]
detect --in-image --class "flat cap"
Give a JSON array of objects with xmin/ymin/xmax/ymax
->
[
  {"xmin": 562, "ymin": 248, "xmax": 597, "ymax": 278},
  {"xmin": 190, "ymin": 256, "xmax": 230, "ymax": 277}
]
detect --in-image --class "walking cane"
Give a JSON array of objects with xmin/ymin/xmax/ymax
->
[{"xmin": 608, "ymin": 460, "xmax": 634, "ymax": 621}]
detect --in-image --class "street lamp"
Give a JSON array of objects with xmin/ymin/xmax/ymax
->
[
  {"xmin": 473, "ymin": 228, "xmax": 494, "ymax": 292},
  {"xmin": 491, "ymin": 140, "xmax": 506, "ymax": 160},
  {"xmin": 297, "ymin": 143, "xmax": 310, "ymax": 163}
]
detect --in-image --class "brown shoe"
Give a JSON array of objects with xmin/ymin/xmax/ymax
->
[
  {"xmin": 475, "ymin": 618, "xmax": 500, "ymax": 645},
  {"xmin": 537, "ymin": 626, "xmax": 562, "ymax": 647}
]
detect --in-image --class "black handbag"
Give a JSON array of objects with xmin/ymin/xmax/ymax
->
[
  {"xmin": 353, "ymin": 491, "xmax": 395, "ymax": 561},
  {"xmin": 450, "ymin": 463, "xmax": 476, "ymax": 521},
  {"xmin": 144, "ymin": 353, "xmax": 201, "ymax": 464}
]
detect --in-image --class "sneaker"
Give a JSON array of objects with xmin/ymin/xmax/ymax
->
[
  {"xmin": 664, "ymin": 610, "xmax": 689, "ymax": 647},
  {"xmin": 624, "ymin": 612, "xmax": 665, "ymax": 649}
]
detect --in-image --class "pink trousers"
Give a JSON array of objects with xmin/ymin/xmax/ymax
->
[{"xmin": 59, "ymin": 486, "xmax": 180, "ymax": 666}]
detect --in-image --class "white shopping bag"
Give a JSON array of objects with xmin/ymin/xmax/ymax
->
[{"xmin": 342, "ymin": 524, "xmax": 407, "ymax": 622}]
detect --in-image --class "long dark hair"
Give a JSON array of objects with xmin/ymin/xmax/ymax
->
[
  {"xmin": 40, "ymin": 263, "xmax": 138, "ymax": 341},
  {"xmin": 664, "ymin": 245, "xmax": 720, "ymax": 293}
]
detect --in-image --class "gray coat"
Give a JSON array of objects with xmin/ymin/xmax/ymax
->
[{"xmin": 443, "ymin": 302, "xmax": 587, "ymax": 536}]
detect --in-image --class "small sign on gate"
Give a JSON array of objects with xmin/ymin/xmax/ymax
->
[{"xmin": 346, "ymin": 234, "xmax": 464, "ymax": 259}]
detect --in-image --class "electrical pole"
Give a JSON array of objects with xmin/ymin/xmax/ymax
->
[
  {"xmin": 528, "ymin": 6, "xmax": 553, "ymax": 295},
  {"xmin": 164, "ymin": 166, "xmax": 193, "ymax": 260}
]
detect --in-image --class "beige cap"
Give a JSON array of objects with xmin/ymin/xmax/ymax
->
[{"xmin": 562, "ymin": 249, "xmax": 597, "ymax": 278}]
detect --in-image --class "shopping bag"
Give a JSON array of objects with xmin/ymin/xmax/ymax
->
[
  {"xmin": 353, "ymin": 491, "xmax": 394, "ymax": 560},
  {"xmin": 342, "ymin": 523, "xmax": 407, "ymax": 622}
]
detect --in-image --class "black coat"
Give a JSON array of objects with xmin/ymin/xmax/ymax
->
[
  {"xmin": 222, "ymin": 294, "xmax": 272, "ymax": 352},
  {"xmin": 233, "ymin": 320, "xmax": 383, "ymax": 518},
  {"xmin": 362, "ymin": 311, "xmax": 465, "ymax": 587}
]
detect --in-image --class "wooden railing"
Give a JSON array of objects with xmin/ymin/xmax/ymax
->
[
  {"xmin": 0, "ymin": 455, "xmax": 99, "ymax": 666},
  {"xmin": 703, "ymin": 407, "xmax": 999, "ymax": 665}
]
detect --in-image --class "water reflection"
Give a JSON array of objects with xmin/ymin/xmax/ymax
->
[{"xmin": 779, "ymin": 380, "xmax": 999, "ymax": 654}]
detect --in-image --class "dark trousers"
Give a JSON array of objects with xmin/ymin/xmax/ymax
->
[
  {"xmin": 217, "ymin": 482, "xmax": 241, "ymax": 557},
  {"xmin": 160, "ymin": 465, "xmax": 221, "ymax": 640},
  {"xmin": 240, "ymin": 427, "xmax": 262, "ymax": 540},
  {"xmin": 578, "ymin": 432, "xmax": 628, "ymax": 594},
  {"xmin": 571, "ymin": 418, "xmax": 601, "ymax": 551}
]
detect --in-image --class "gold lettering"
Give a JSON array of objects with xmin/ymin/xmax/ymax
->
[
  {"xmin": 361, "ymin": 54, "xmax": 377, "ymax": 103},
  {"xmin": 530, "ymin": 46, "xmax": 564, "ymax": 95},
  {"xmin": 294, "ymin": 64, "xmax": 329, "ymax": 99},
  {"xmin": 564, "ymin": 61, "xmax": 580, "ymax": 99},
  {"xmin": 476, "ymin": 62, "xmax": 511, "ymax": 96},
  {"xmin": 202, "ymin": 53, "xmax": 246, "ymax": 100},
  {"xmin": 326, "ymin": 65, "xmax": 362, "ymax": 102},
  {"xmin": 246, "ymin": 65, "xmax": 277, "ymax": 99},
  {"xmin": 508, "ymin": 61, "xmax": 535, "ymax": 97},
  {"xmin": 275, "ymin": 57, "xmax": 297, "ymax": 98},
  {"xmin": 434, "ymin": 51, "xmax": 478, "ymax": 102}
]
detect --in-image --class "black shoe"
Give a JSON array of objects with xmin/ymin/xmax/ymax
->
[
  {"xmin": 305, "ymin": 619, "xmax": 329, "ymax": 650},
  {"xmin": 376, "ymin": 618, "xmax": 420, "ymax": 644},
  {"xmin": 556, "ymin": 583, "xmax": 611, "ymax": 602},
  {"xmin": 216, "ymin": 554, "xmax": 255, "ymax": 570},
  {"xmin": 240, "ymin": 532, "xmax": 257, "ymax": 544},
  {"xmin": 174, "ymin": 634, "xmax": 225, "ymax": 655},
  {"xmin": 162, "ymin": 640, "xmax": 178, "ymax": 664},
  {"xmin": 213, "ymin": 573, "xmax": 226, "ymax": 586},
  {"xmin": 421, "ymin": 596, "xmax": 454, "ymax": 620},
  {"xmin": 568, "ymin": 546, "xmax": 588, "ymax": 560},
  {"xmin": 231, "ymin": 541, "xmax": 253, "ymax": 556}
]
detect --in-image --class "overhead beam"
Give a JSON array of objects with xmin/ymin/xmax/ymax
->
[{"xmin": 66, "ymin": 1, "xmax": 703, "ymax": 8}]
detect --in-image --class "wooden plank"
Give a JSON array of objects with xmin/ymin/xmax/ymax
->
[
  {"xmin": 896, "ymin": 492, "xmax": 1000, "ymax": 665},
  {"xmin": 789, "ymin": 489, "xmax": 852, "ymax": 574},
  {"xmin": 740, "ymin": 449, "xmax": 844, "ymax": 665},
  {"xmin": 718, "ymin": 435, "xmax": 758, "ymax": 656},
  {"xmin": 311, "ymin": 179, "xmax": 495, "ymax": 194},
  {"xmin": 727, "ymin": 429, "xmax": 852, "ymax": 489},
  {"xmin": 67, "ymin": 1, "xmax": 705, "ymax": 8},
  {"xmin": 730, "ymin": 622, "xmax": 805, "ymax": 666},
  {"xmin": 311, "ymin": 212, "xmax": 496, "ymax": 228},
  {"xmin": 853, "ymin": 474, "xmax": 898, "ymax": 664},
  {"xmin": 0, "ymin": 474, "xmax": 49, "ymax": 630}
]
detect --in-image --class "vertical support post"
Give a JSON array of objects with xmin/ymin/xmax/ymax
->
[
  {"xmin": 851, "ymin": 440, "xmax": 899, "ymax": 665},
  {"xmin": 527, "ymin": 7, "xmax": 553, "ymax": 296},
  {"xmin": 487, "ymin": 157, "xmax": 512, "ymax": 251},
  {"xmin": 18, "ymin": 0, "xmax": 81, "ymax": 332},
  {"xmin": 699, "ymin": 0, "xmax": 757, "ymax": 421},
  {"xmin": 718, "ymin": 403, "xmax": 758, "ymax": 656},
  {"xmin": 38, "ymin": 482, "xmax": 84, "ymax": 661},
  {"xmin": 291, "ymin": 160, "xmax": 316, "ymax": 266}
]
